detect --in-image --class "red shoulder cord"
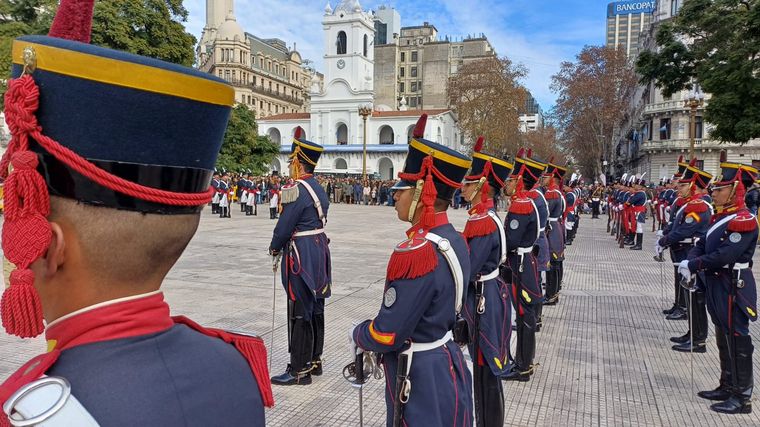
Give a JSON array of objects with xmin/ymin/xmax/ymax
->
[{"xmin": 0, "ymin": 75, "xmax": 213, "ymax": 338}]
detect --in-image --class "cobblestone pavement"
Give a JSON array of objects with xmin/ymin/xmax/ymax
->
[{"xmin": 1, "ymin": 204, "xmax": 760, "ymax": 426}]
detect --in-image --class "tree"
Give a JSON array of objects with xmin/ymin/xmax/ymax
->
[
  {"xmin": 216, "ymin": 104, "xmax": 279, "ymax": 174},
  {"xmin": 448, "ymin": 56, "xmax": 528, "ymax": 155},
  {"xmin": 520, "ymin": 125, "xmax": 567, "ymax": 165},
  {"xmin": 636, "ymin": 0, "xmax": 760, "ymax": 143},
  {"xmin": 551, "ymin": 46, "xmax": 638, "ymax": 177},
  {"xmin": 91, "ymin": 0, "xmax": 196, "ymax": 67},
  {"xmin": 0, "ymin": 0, "xmax": 197, "ymax": 107}
]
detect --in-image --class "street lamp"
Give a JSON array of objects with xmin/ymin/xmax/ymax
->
[
  {"xmin": 358, "ymin": 104, "xmax": 373, "ymax": 182},
  {"xmin": 684, "ymin": 84, "xmax": 704, "ymax": 159}
]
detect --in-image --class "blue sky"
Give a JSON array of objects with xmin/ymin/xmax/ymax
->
[{"xmin": 183, "ymin": 0, "xmax": 609, "ymax": 111}]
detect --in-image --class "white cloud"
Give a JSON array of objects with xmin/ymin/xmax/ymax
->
[{"xmin": 185, "ymin": 0, "xmax": 605, "ymax": 109}]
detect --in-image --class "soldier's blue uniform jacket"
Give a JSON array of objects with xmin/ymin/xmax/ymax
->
[
  {"xmin": 564, "ymin": 191, "xmax": 577, "ymax": 225},
  {"xmin": 660, "ymin": 197, "xmax": 713, "ymax": 265},
  {"xmin": 270, "ymin": 174, "xmax": 332, "ymax": 320},
  {"xmin": 527, "ymin": 189, "xmax": 551, "ymax": 272},
  {"xmin": 462, "ymin": 207, "xmax": 512, "ymax": 376},
  {"xmin": 505, "ymin": 197, "xmax": 542, "ymax": 307},
  {"xmin": 687, "ymin": 209, "xmax": 758, "ymax": 335},
  {"xmin": 543, "ymin": 186, "xmax": 565, "ymax": 262},
  {"xmin": 353, "ymin": 215, "xmax": 474, "ymax": 426},
  {"xmin": 629, "ymin": 190, "xmax": 647, "ymax": 225}
]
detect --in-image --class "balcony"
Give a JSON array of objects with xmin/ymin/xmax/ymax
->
[
  {"xmin": 639, "ymin": 138, "xmax": 725, "ymax": 152},
  {"xmin": 226, "ymin": 79, "xmax": 304, "ymax": 106},
  {"xmin": 642, "ymin": 100, "xmax": 686, "ymax": 115}
]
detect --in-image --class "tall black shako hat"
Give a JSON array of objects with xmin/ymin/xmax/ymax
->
[
  {"xmin": 510, "ymin": 148, "xmax": 547, "ymax": 190},
  {"xmin": 463, "ymin": 136, "xmax": 513, "ymax": 191},
  {"xmin": 392, "ymin": 114, "xmax": 471, "ymax": 225},
  {"xmin": 0, "ymin": 0, "xmax": 233, "ymax": 338},
  {"xmin": 673, "ymin": 155, "xmax": 689, "ymax": 180},
  {"xmin": 713, "ymin": 150, "xmax": 758, "ymax": 200},
  {"xmin": 290, "ymin": 126, "xmax": 323, "ymax": 167},
  {"xmin": 542, "ymin": 157, "xmax": 568, "ymax": 181},
  {"xmin": 679, "ymin": 157, "xmax": 712, "ymax": 189}
]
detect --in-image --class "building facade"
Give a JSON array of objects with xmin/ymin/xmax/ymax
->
[
  {"xmin": 616, "ymin": 0, "xmax": 760, "ymax": 181},
  {"xmin": 606, "ymin": 0, "xmax": 655, "ymax": 58},
  {"xmin": 519, "ymin": 93, "xmax": 544, "ymax": 132},
  {"xmin": 373, "ymin": 23, "xmax": 496, "ymax": 111},
  {"xmin": 257, "ymin": 1, "xmax": 462, "ymax": 179},
  {"xmin": 196, "ymin": 0, "xmax": 322, "ymax": 117}
]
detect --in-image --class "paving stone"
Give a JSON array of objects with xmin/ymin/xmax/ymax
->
[{"xmin": 1, "ymin": 206, "xmax": 759, "ymax": 426}]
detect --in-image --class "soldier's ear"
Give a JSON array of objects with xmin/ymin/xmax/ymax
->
[{"xmin": 41, "ymin": 222, "xmax": 67, "ymax": 278}]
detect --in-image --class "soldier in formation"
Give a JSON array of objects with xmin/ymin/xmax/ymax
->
[
  {"xmin": 269, "ymin": 127, "xmax": 332, "ymax": 386},
  {"xmin": 0, "ymin": 1, "xmax": 272, "ymax": 424}
]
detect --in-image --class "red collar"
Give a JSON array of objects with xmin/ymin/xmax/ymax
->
[
  {"xmin": 469, "ymin": 198, "xmax": 494, "ymax": 215},
  {"xmin": 406, "ymin": 212, "xmax": 450, "ymax": 238},
  {"xmin": 45, "ymin": 292, "xmax": 174, "ymax": 352}
]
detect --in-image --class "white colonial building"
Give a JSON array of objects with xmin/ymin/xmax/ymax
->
[{"xmin": 258, "ymin": 0, "xmax": 462, "ymax": 180}]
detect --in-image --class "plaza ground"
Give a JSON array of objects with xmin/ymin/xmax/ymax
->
[{"xmin": 1, "ymin": 204, "xmax": 760, "ymax": 426}]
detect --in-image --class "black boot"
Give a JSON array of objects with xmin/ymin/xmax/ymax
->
[
  {"xmin": 474, "ymin": 360, "xmax": 505, "ymax": 427},
  {"xmin": 666, "ymin": 307, "xmax": 687, "ymax": 320},
  {"xmin": 699, "ymin": 330, "xmax": 733, "ymax": 401},
  {"xmin": 670, "ymin": 332, "xmax": 690, "ymax": 344},
  {"xmin": 503, "ymin": 314, "xmax": 536, "ymax": 382},
  {"xmin": 310, "ymin": 310, "xmax": 325, "ymax": 376},
  {"xmin": 672, "ymin": 340, "xmax": 707, "ymax": 353},
  {"xmin": 630, "ymin": 233, "xmax": 643, "ymax": 250},
  {"xmin": 711, "ymin": 335, "xmax": 753, "ymax": 414},
  {"xmin": 544, "ymin": 268, "xmax": 559, "ymax": 306},
  {"xmin": 270, "ymin": 364, "xmax": 313, "ymax": 386}
]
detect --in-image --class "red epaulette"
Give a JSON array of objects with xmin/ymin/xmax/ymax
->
[
  {"xmin": 462, "ymin": 213, "xmax": 497, "ymax": 239},
  {"xmin": 527, "ymin": 190, "xmax": 540, "ymax": 200},
  {"xmin": 674, "ymin": 197, "xmax": 686, "ymax": 207},
  {"xmin": 684, "ymin": 199, "xmax": 709, "ymax": 214},
  {"xmin": 728, "ymin": 212, "xmax": 758, "ymax": 232},
  {"xmin": 387, "ymin": 237, "xmax": 439, "ymax": 281},
  {"xmin": 544, "ymin": 190, "xmax": 560, "ymax": 200},
  {"xmin": 510, "ymin": 197, "xmax": 534, "ymax": 215}
]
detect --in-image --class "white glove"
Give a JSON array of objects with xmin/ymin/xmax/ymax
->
[
  {"xmin": 678, "ymin": 260, "xmax": 691, "ymax": 280},
  {"xmin": 654, "ymin": 242, "xmax": 664, "ymax": 256},
  {"xmin": 348, "ymin": 323, "xmax": 364, "ymax": 359},
  {"xmin": 656, "ymin": 230, "xmax": 664, "ymax": 238}
]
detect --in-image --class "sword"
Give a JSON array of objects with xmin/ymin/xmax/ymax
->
[
  {"xmin": 356, "ymin": 352, "xmax": 365, "ymax": 427},
  {"xmin": 393, "ymin": 353, "xmax": 410, "ymax": 427},
  {"xmin": 680, "ymin": 275, "xmax": 696, "ymax": 396},
  {"xmin": 270, "ymin": 254, "xmax": 281, "ymax": 372}
]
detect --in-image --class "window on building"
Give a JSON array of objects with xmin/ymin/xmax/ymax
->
[
  {"xmin": 253, "ymin": 76, "xmax": 257, "ymax": 86},
  {"xmin": 418, "ymin": 97, "xmax": 423, "ymax": 107},
  {"xmin": 671, "ymin": 0, "xmax": 681, "ymax": 16},
  {"xmin": 224, "ymin": 70, "xmax": 230, "ymax": 80},
  {"xmin": 363, "ymin": 34, "xmax": 368, "ymax": 57},
  {"xmin": 269, "ymin": 81, "xmax": 272, "ymax": 91},
  {"xmin": 232, "ymin": 70, "xmax": 236, "ymax": 82},
  {"xmin": 411, "ymin": 66, "xmax": 418, "ymax": 77},
  {"xmin": 410, "ymin": 97, "xmax": 418, "ymax": 108},
  {"xmin": 399, "ymin": 82, "xmax": 405, "ymax": 93},
  {"xmin": 648, "ymin": 119, "xmax": 653, "ymax": 140},
  {"xmin": 411, "ymin": 82, "xmax": 417, "ymax": 92},
  {"xmin": 400, "ymin": 52, "xmax": 405, "ymax": 62},
  {"xmin": 400, "ymin": 67, "xmax": 405, "ymax": 77},
  {"xmin": 260, "ymin": 100, "xmax": 264, "ymax": 109},
  {"xmin": 337, "ymin": 31, "xmax": 347, "ymax": 55},
  {"xmin": 411, "ymin": 51, "xmax": 418, "ymax": 62},
  {"xmin": 218, "ymin": 70, "xmax": 223, "ymax": 78},
  {"xmin": 694, "ymin": 116, "xmax": 704, "ymax": 139},
  {"xmin": 695, "ymin": 159, "xmax": 704, "ymax": 170},
  {"xmin": 276, "ymin": 84, "xmax": 280, "ymax": 93},
  {"xmin": 659, "ymin": 118, "xmax": 671, "ymax": 140}
]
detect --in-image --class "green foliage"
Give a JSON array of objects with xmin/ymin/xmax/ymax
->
[
  {"xmin": 0, "ymin": 0, "xmax": 197, "ymax": 108},
  {"xmin": 91, "ymin": 0, "xmax": 196, "ymax": 67},
  {"xmin": 636, "ymin": 0, "xmax": 760, "ymax": 143},
  {"xmin": 217, "ymin": 104, "xmax": 279, "ymax": 175}
]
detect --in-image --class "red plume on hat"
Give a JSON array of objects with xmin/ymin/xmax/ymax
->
[
  {"xmin": 48, "ymin": 0, "xmax": 96, "ymax": 43},
  {"xmin": 516, "ymin": 147, "xmax": 526, "ymax": 159},
  {"xmin": 413, "ymin": 114, "xmax": 428, "ymax": 139},
  {"xmin": 689, "ymin": 157, "xmax": 697, "ymax": 167},
  {"xmin": 294, "ymin": 126, "xmax": 304, "ymax": 140},
  {"xmin": 678, "ymin": 155, "xmax": 684, "ymax": 163},
  {"xmin": 0, "ymin": 0, "xmax": 96, "ymax": 338},
  {"xmin": 473, "ymin": 136, "xmax": 484, "ymax": 153}
]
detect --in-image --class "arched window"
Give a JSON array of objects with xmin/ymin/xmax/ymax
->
[
  {"xmin": 336, "ymin": 123, "xmax": 348, "ymax": 145},
  {"xmin": 337, "ymin": 31, "xmax": 347, "ymax": 55},
  {"xmin": 363, "ymin": 35, "xmax": 368, "ymax": 57}
]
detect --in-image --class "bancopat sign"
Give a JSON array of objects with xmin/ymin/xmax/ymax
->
[{"xmin": 608, "ymin": 1, "xmax": 656, "ymax": 16}]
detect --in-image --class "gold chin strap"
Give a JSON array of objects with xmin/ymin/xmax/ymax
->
[
  {"xmin": 409, "ymin": 179, "xmax": 424, "ymax": 223},
  {"xmin": 474, "ymin": 177, "xmax": 486, "ymax": 200}
]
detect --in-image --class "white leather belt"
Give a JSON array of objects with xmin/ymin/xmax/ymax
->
[
  {"xmin": 592, "ymin": 198, "xmax": 600, "ymax": 202},
  {"xmin": 4, "ymin": 376, "xmax": 99, "ymax": 426},
  {"xmin": 479, "ymin": 269, "xmax": 499, "ymax": 281},
  {"xmin": 677, "ymin": 239, "xmax": 693, "ymax": 244},
  {"xmin": 512, "ymin": 247, "xmax": 533, "ymax": 255},
  {"xmin": 292, "ymin": 229, "xmax": 325, "ymax": 237},
  {"xmin": 548, "ymin": 218, "xmax": 559, "ymax": 222},
  {"xmin": 725, "ymin": 262, "xmax": 750, "ymax": 270},
  {"xmin": 400, "ymin": 331, "xmax": 453, "ymax": 378},
  {"xmin": 425, "ymin": 232, "xmax": 464, "ymax": 314},
  {"xmin": 539, "ymin": 227, "xmax": 546, "ymax": 232}
]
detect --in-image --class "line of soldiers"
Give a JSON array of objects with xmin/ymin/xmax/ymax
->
[
  {"xmin": 264, "ymin": 114, "xmax": 584, "ymax": 425},
  {"xmin": 607, "ymin": 173, "xmax": 649, "ymax": 250},
  {"xmin": 652, "ymin": 153, "xmax": 759, "ymax": 414}
]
